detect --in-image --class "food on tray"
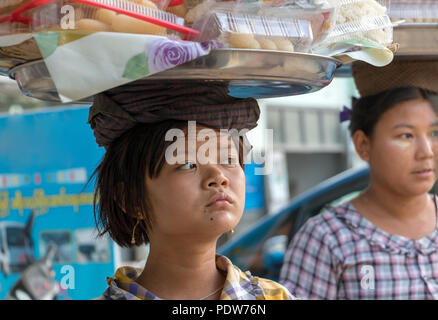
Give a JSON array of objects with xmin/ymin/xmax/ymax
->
[
  {"xmin": 0, "ymin": 0, "xmax": 194, "ymax": 37},
  {"xmin": 334, "ymin": 0, "xmax": 387, "ymax": 24},
  {"xmin": 94, "ymin": 8, "xmax": 117, "ymax": 25},
  {"xmin": 76, "ymin": 18, "xmax": 111, "ymax": 31},
  {"xmin": 226, "ymin": 33, "xmax": 260, "ymax": 49},
  {"xmin": 111, "ymin": 13, "xmax": 167, "ymax": 34},
  {"xmin": 317, "ymin": 0, "xmax": 393, "ymax": 47},
  {"xmin": 0, "ymin": 0, "xmax": 29, "ymax": 15},
  {"xmin": 190, "ymin": 2, "xmax": 313, "ymax": 53},
  {"xmin": 166, "ymin": 3, "xmax": 187, "ymax": 18},
  {"xmin": 389, "ymin": 0, "xmax": 438, "ymax": 23},
  {"xmin": 185, "ymin": 0, "xmax": 214, "ymax": 25}
]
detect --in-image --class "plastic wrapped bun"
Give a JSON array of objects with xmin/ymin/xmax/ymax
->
[
  {"xmin": 10, "ymin": 0, "xmax": 189, "ymax": 37},
  {"xmin": 191, "ymin": 2, "xmax": 314, "ymax": 52}
]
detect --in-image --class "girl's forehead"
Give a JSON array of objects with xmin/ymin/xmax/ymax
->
[
  {"xmin": 181, "ymin": 126, "xmax": 239, "ymax": 147},
  {"xmin": 381, "ymin": 99, "xmax": 437, "ymax": 122}
]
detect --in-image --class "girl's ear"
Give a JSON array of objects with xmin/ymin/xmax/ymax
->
[{"xmin": 352, "ymin": 130, "xmax": 371, "ymax": 162}]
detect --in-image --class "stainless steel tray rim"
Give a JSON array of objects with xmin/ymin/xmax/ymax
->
[{"xmin": 7, "ymin": 49, "xmax": 343, "ymax": 103}]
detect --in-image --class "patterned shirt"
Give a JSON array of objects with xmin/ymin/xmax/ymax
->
[
  {"xmin": 97, "ymin": 254, "xmax": 297, "ymax": 300},
  {"xmin": 280, "ymin": 195, "xmax": 438, "ymax": 300}
]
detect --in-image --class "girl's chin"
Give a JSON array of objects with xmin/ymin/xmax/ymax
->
[{"xmin": 206, "ymin": 211, "xmax": 241, "ymax": 230}]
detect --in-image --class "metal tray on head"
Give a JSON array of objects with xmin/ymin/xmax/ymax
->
[{"xmin": 8, "ymin": 49, "xmax": 342, "ymax": 104}]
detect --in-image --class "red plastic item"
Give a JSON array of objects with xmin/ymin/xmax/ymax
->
[{"xmin": 0, "ymin": 0, "xmax": 198, "ymax": 40}]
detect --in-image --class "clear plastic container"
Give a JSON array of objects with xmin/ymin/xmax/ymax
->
[
  {"xmin": 2, "ymin": 0, "xmax": 199, "ymax": 38},
  {"xmin": 389, "ymin": 0, "xmax": 438, "ymax": 23},
  {"xmin": 319, "ymin": 0, "xmax": 393, "ymax": 46},
  {"xmin": 191, "ymin": 3, "xmax": 314, "ymax": 52},
  {"xmin": 258, "ymin": 1, "xmax": 336, "ymax": 46}
]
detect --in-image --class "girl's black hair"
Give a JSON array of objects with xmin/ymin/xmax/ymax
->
[{"xmin": 349, "ymin": 87, "xmax": 438, "ymax": 138}]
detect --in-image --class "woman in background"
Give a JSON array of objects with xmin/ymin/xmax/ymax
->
[{"xmin": 280, "ymin": 58, "xmax": 438, "ymax": 299}]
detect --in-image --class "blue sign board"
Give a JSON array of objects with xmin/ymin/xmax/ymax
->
[{"xmin": 0, "ymin": 106, "xmax": 113, "ymax": 300}]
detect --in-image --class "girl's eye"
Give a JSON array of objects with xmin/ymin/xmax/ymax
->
[
  {"xmin": 225, "ymin": 157, "xmax": 238, "ymax": 165},
  {"xmin": 432, "ymin": 130, "xmax": 438, "ymax": 138},
  {"xmin": 179, "ymin": 162, "xmax": 197, "ymax": 170},
  {"xmin": 399, "ymin": 133, "xmax": 413, "ymax": 139}
]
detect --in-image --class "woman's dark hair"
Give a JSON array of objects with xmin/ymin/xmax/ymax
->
[
  {"xmin": 349, "ymin": 87, "xmax": 438, "ymax": 138},
  {"xmin": 87, "ymin": 119, "xmax": 245, "ymax": 247}
]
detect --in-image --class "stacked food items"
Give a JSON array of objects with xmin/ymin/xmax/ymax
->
[
  {"xmin": 389, "ymin": 0, "xmax": 438, "ymax": 23},
  {"xmin": 0, "ymin": 0, "xmax": 200, "ymax": 39},
  {"xmin": 0, "ymin": 0, "xmax": 394, "ymax": 53}
]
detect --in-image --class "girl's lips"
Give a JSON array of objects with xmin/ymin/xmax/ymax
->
[
  {"xmin": 412, "ymin": 169, "xmax": 434, "ymax": 178},
  {"xmin": 208, "ymin": 200, "xmax": 232, "ymax": 208},
  {"xmin": 206, "ymin": 192, "xmax": 233, "ymax": 207}
]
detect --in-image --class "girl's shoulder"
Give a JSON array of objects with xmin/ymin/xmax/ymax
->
[{"xmin": 254, "ymin": 276, "xmax": 300, "ymax": 300}]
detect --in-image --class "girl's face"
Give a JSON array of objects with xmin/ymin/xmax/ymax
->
[
  {"xmin": 145, "ymin": 126, "xmax": 246, "ymax": 243},
  {"xmin": 357, "ymin": 99, "xmax": 438, "ymax": 196}
]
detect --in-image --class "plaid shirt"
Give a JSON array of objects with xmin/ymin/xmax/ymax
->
[
  {"xmin": 280, "ymin": 195, "xmax": 438, "ymax": 300},
  {"xmin": 97, "ymin": 254, "xmax": 296, "ymax": 300}
]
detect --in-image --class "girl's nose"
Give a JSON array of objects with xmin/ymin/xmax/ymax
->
[
  {"xmin": 416, "ymin": 135, "xmax": 435, "ymax": 159},
  {"xmin": 203, "ymin": 165, "xmax": 230, "ymax": 189}
]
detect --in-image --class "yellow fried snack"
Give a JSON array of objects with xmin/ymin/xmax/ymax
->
[
  {"xmin": 111, "ymin": 13, "xmax": 166, "ymax": 35},
  {"xmin": 166, "ymin": 4, "xmax": 187, "ymax": 18},
  {"xmin": 227, "ymin": 33, "xmax": 260, "ymax": 49},
  {"xmin": 76, "ymin": 19, "xmax": 112, "ymax": 32},
  {"xmin": 94, "ymin": 8, "xmax": 117, "ymax": 25},
  {"xmin": 272, "ymin": 37, "xmax": 294, "ymax": 52},
  {"xmin": 255, "ymin": 36, "xmax": 277, "ymax": 50}
]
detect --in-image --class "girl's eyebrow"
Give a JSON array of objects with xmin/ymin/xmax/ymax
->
[
  {"xmin": 392, "ymin": 123, "xmax": 413, "ymax": 129},
  {"xmin": 392, "ymin": 122, "xmax": 438, "ymax": 129}
]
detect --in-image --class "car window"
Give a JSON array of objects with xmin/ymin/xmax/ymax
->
[{"xmin": 6, "ymin": 227, "xmax": 27, "ymax": 247}]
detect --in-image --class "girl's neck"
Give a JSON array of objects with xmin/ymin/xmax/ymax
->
[
  {"xmin": 352, "ymin": 185, "xmax": 436, "ymax": 239},
  {"xmin": 135, "ymin": 239, "xmax": 225, "ymax": 300},
  {"xmin": 361, "ymin": 185, "xmax": 432, "ymax": 220}
]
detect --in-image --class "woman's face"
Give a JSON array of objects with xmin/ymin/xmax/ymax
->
[
  {"xmin": 360, "ymin": 98, "xmax": 438, "ymax": 196},
  {"xmin": 145, "ymin": 125, "xmax": 246, "ymax": 243}
]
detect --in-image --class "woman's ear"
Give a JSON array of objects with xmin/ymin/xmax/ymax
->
[{"xmin": 352, "ymin": 130, "xmax": 371, "ymax": 162}]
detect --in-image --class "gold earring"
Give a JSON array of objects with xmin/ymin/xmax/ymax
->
[
  {"xmin": 229, "ymin": 229, "xmax": 235, "ymax": 235},
  {"xmin": 131, "ymin": 219, "xmax": 140, "ymax": 245}
]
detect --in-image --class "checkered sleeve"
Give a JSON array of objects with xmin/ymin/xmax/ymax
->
[{"xmin": 279, "ymin": 215, "xmax": 341, "ymax": 300}]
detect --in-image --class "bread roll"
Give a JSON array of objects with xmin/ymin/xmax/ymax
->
[
  {"xmin": 95, "ymin": 8, "xmax": 117, "ymax": 25},
  {"xmin": 255, "ymin": 36, "xmax": 277, "ymax": 50},
  {"xmin": 76, "ymin": 19, "xmax": 112, "ymax": 32},
  {"xmin": 166, "ymin": 4, "xmax": 187, "ymax": 18},
  {"xmin": 111, "ymin": 13, "xmax": 166, "ymax": 35},
  {"xmin": 272, "ymin": 38, "xmax": 294, "ymax": 52},
  {"xmin": 227, "ymin": 33, "xmax": 260, "ymax": 49}
]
